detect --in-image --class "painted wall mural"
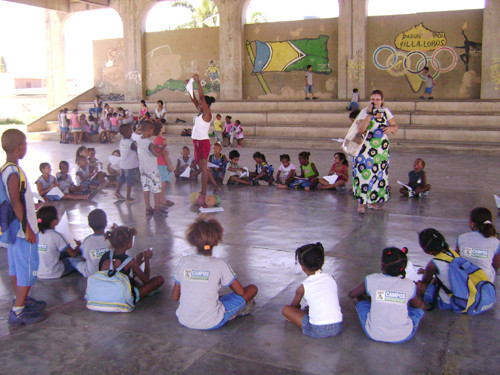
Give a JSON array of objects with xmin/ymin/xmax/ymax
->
[
  {"xmin": 455, "ymin": 22, "xmax": 482, "ymax": 72},
  {"xmin": 246, "ymin": 35, "xmax": 331, "ymax": 94},
  {"xmin": 372, "ymin": 23, "xmax": 458, "ymax": 93}
]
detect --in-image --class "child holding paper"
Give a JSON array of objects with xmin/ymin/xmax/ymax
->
[
  {"xmin": 316, "ymin": 152, "xmax": 349, "ymax": 190},
  {"xmin": 36, "ymin": 162, "xmax": 62, "ymax": 202},
  {"xmin": 223, "ymin": 150, "xmax": 251, "ymax": 185}
]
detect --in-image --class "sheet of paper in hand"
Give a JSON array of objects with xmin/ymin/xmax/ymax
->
[
  {"xmin": 186, "ymin": 78, "xmax": 194, "ymax": 98},
  {"xmin": 180, "ymin": 167, "xmax": 191, "ymax": 178},
  {"xmin": 322, "ymin": 175, "xmax": 338, "ymax": 185},
  {"xmin": 47, "ymin": 186, "xmax": 64, "ymax": 199}
]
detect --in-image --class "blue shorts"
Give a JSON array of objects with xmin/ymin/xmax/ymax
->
[
  {"xmin": 46, "ymin": 195, "xmax": 62, "ymax": 201},
  {"xmin": 8, "ymin": 235, "xmax": 40, "ymax": 287},
  {"xmin": 302, "ymin": 315, "xmax": 343, "ymax": 338},
  {"xmin": 290, "ymin": 179, "xmax": 311, "ymax": 189},
  {"xmin": 348, "ymin": 102, "xmax": 359, "ymax": 110},
  {"xmin": 60, "ymin": 127, "xmax": 69, "ymax": 133},
  {"xmin": 304, "ymin": 84, "xmax": 313, "ymax": 94},
  {"xmin": 425, "ymin": 87, "xmax": 433, "ymax": 94},
  {"xmin": 158, "ymin": 165, "xmax": 172, "ymax": 183},
  {"xmin": 111, "ymin": 125, "xmax": 119, "ymax": 133},
  {"xmin": 119, "ymin": 168, "xmax": 136, "ymax": 186},
  {"xmin": 423, "ymin": 284, "xmax": 453, "ymax": 310},
  {"xmin": 355, "ymin": 300, "xmax": 424, "ymax": 343},
  {"xmin": 208, "ymin": 292, "xmax": 247, "ymax": 330}
]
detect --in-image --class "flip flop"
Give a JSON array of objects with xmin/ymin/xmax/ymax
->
[
  {"xmin": 114, "ymin": 193, "xmax": 125, "ymax": 200},
  {"xmin": 357, "ymin": 205, "xmax": 366, "ymax": 214}
]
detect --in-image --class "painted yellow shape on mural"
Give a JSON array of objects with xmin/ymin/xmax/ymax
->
[
  {"xmin": 405, "ymin": 72, "xmax": 424, "ymax": 93},
  {"xmin": 395, "ymin": 23, "xmax": 446, "ymax": 52},
  {"xmin": 265, "ymin": 41, "xmax": 304, "ymax": 72}
]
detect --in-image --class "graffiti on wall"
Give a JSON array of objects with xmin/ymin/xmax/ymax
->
[
  {"xmin": 98, "ymin": 40, "xmax": 125, "ymax": 96},
  {"xmin": 489, "ymin": 58, "xmax": 500, "ymax": 91},
  {"xmin": 373, "ymin": 24, "xmax": 458, "ymax": 93},
  {"xmin": 455, "ymin": 22, "xmax": 482, "ymax": 72},
  {"xmin": 246, "ymin": 35, "xmax": 331, "ymax": 94}
]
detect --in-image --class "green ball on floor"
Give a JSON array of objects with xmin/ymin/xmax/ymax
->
[{"xmin": 214, "ymin": 195, "xmax": 221, "ymax": 207}]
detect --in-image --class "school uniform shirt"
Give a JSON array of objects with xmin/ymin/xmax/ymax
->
[
  {"xmin": 35, "ymin": 175, "xmax": 56, "ymax": 195},
  {"xmin": 365, "ymin": 273, "xmax": 416, "ymax": 343},
  {"xmin": 56, "ymin": 172, "xmax": 74, "ymax": 194},
  {"xmin": 174, "ymin": 254, "xmax": 236, "ymax": 330},
  {"xmin": 1, "ymin": 164, "xmax": 38, "ymax": 239},
  {"xmin": 119, "ymin": 138, "xmax": 139, "ymax": 170},
  {"xmin": 136, "ymin": 137, "xmax": 158, "ymax": 174},
  {"xmin": 302, "ymin": 271, "xmax": 342, "ymax": 325},
  {"xmin": 457, "ymin": 231, "xmax": 500, "ymax": 282},
  {"xmin": 76, "ymin": 165, "xmax": 91, "ymax": 185},
  {"xmin": 77, "ymin": 234, "xmax": 111, "ymax": 277},
  {"xmin": 37, "ymin": 229, "xmax": 69, "ymax": 279},
  {"xmin": 277, "ymin": 163, "xmax": 296, "ymax": 184}
]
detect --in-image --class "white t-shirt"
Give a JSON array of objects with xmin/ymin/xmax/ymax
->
[
  {"xmin": 174, "ymin": 254, "xmax": 236, "ymax": 330},
  {"xmin": 365, "ymin": 273, "xmax": 417, "ymax": 343},
  {"xmin": 56, "ymin": 172, "xmax": 74, "ymax": 194},
  {"xmin": 136, "ymin": 137, "xmax": 158, "ymax": 174},
  {"xmin": 1, "ymin": 164, "xmax": 38, "ymax": 239},
  {"xmin": 277, "ymin": 163, "xmax": 296, "ymax": 184},
  {"xmin": 191, "ymin": 113, "xmax": 211, "ymax": 140},
  {"xmin": 302, "ymin": 271, "xmax": 342, "ymax": 325},
  {"xmin": 119, "ymin": 138, "xmax": 139, "ymax": 170},
  {"xmin": 155, "ymin": 107, "xmax": 167, "ymax": 120},
  {"xmin": 58, "ymin": 112, "xmax": 68, "ymax": 128},
  {"xmin": 457, "ymin": 231, "xmax": 500, "ymax": 282},
  {"xmin": 37, "ymin": 229, "xmax": 69, "ymax": 279},
  {"xmin": 351, "ymin": 92, "xmax": 359, "ymax": 103},
  {"xmin": 305, "ymin": 71, "xmax": 313, "ymax": 85},
  {"xmin": 76, "ymin": 234, "xmax": 110, "ymax": 277}
]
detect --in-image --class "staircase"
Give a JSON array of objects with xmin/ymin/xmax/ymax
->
[{"xmin": 28, "ymin": 99, "xmax": 500, "ymax": 155}]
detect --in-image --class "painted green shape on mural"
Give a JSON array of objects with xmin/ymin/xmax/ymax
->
[
  {"xmin": 146, "ymin": 79, "xmax": 219, "ymax": 96},
  {"xmin": 286, "ymin": 35, "xmax": 331, "ymax": 73}
]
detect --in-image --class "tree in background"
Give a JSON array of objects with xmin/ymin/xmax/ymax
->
[
  {"xmin": 249, "ymin": 11, "xmax": 267, "ymax": 24},
  {"xmin": 172, "ymin": 0, "xmax": 218, "ymax": 29}
]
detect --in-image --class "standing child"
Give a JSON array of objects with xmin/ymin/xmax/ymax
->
[
  {"xmin": 349, "ymin": 247, "xmax": 425, "ymax": 343},
  {"xmin": 87, "ymin": 148, "xmax": 107, "ymax": 186},
  {"xmin": 106, "ymin": 150, "xmax": 121, "ymax": 186},
  {"xmin": 174, "ymin": 146, "xmax": 200, "ymax": 181},
  {"xmin": 58, "ymin": 108, "xmax": 69, "ymax": 143},
  {"xmin": 137, "ymin": 120, "xmax": 165, "ymax": 216},
  {"xmin": 249, "ymin": 151, "xmax": 274, "ymax": 185},
  {"xmin": 346, "ymin": 88, "xmax": 359, "ymax": 110},
  {"xmin": 419, "ymin": 67, "xmax": 434, "ymax": 99},
  {"xmin": 100, "ymin": 113, "xmax": 112, "ymax": 143},
  {"xmin": 36, "ymin": 162, "xmax": 60, "ymax": 201},
  {"xmin": 172, "ymin": 216, "xmax": 258, "ymax": 330},
  {"xmin": 457, "ymin": 207, "xmax": 500, "ymax": 282},
  {"xmin": 110, "ymin": 112, "xmax": 120, "ymax": 136},
  {"xmin": 223, "ymin": 150, "xmax": 251, "ymax": 185},
  {"xmin": 36, "ymin": 206, "xmax": 82, "ymax": 279},
  {"xmin": 70, "ymin": 109, "xmax": 82, "ymax": 144},
  {"xmin": 276, "ymin": 154, "xmax": 296, "ymax": 189},
  {"xmin": 115, "ymin": 124, "xmax": 138, "ymax": 203},
  {"xmin": 282, "ymin": 243, "xmax": 343, "ymax": 338},
  {"xmin": 304, "ymin": 65, "xmax": 318, "ymax": 100},
  {"xmin": 213, "ymin": 113, "xmax": 223, "ymax": 142},
  {"xmin": 208, "ymin": 142, "xmax": 227, "ymax": 189},
  {"xmin": 80, "ymin": 114, "xmax": 91, "ymax": 143},
  {"xmin": 290, "ymin": 151, "xmax": 319, "ymax": 191},
  {"xmin": 1, "ymin": 129, "xmax": 46, "ymax": 325},
  {"xmin": 99, "ymin": 225, "xmax": 164, "ymax": 303},
  {"xmin": 152, "ymin": 122, "xmax": 175, "ymax": 208},
  {"xmin": 316, "ymin": 152, "xmax": 349, "ymax": 191},
  {"xmin": 223, "ymin": 115, "xmax": 233, "ymax": 146},
  {"xmin": 399, "ymin": 158, "xmax": 431, "ymax": 198},
  {"xmin": 233, "ymin": 120, "xmax": 244, "ymax": 148}
]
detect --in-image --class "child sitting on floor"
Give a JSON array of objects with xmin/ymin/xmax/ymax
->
[
  {"xmin": 99, "ymin": 224, "xmax": 164, "ymax": 303},
  {"xmin": 349, "ymin": 246, "xmax": 425, "ymax": 343},
  {"xmin": 282, "ymin": 242, "xmax": 343, "ymax": 338},
  {"xmin": 172, "ymin": 216, "xmax": 258, "ymax": 330},
  {"xmin": 223, "ymin": 150, "xmax": 251, "ymax": 185},
  {"xmin": 106, "ymin": 150, "xmax": 121, "ymax": 186},
  {"xmin": 249, "ymin": 151, "xmax": 274, "ymax": 185},
  {"xmin": 208, "ymin": 142, "xmax": 227, "ymax": 187},
  {"xmin": 290, "ymin": 151, "xmax": 319, "ymax": 191},
  {"xmin": 174, "ymin": 146, "xmax": 200, "ymax": 181},
  {"xmin": 56, "ymin": 161, "xmax": 92, "ymax": 200},
  {"xmin": 399, "ymin": 158, "xmax": 431, "ymax": 198},
  {"xmin": 276, "ymin": 154, "xmax": 296, "ymax": 189},
  {"xmin": 35, "ymin": 162, "xmax": 60, "ymax": 202},
  {"xmin": 315, "ymin": 152, "xmax": 349, "ymax": 191},
  {"xmin": 36, "ymin": 206, "xmax": 82, "ymax": 279}
]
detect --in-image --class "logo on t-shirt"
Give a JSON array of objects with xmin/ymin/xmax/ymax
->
[
  {"xmin": 184, "ymin": 269, "xmax": 210, "ymax": 281},
  {"xmin": 38, "ymin": 243, "xmax": 48, "ymax": 253},
  {"xmin": 90, "ymin": 248, "xmax": 108, "ymax": 260},
  {"xmin": 464, "ymin": 247, "xmax": 488, "ymax": 259},
  {"xmin": 375, "ymin": 290, "xmax": 406, "ymax": 304}
]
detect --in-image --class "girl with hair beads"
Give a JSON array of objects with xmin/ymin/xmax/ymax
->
[
  {"xmin": 249, "ymin": 151, "xmax": 274, "ymax": 185},
  {"xmin": 99, "ymin": 225, "xmax": 164, "ymax": 303},
  {"xmin": 172, "ymin": 216, "xmax": 258, "ymax": 330},
  {"xmin": 349, "ymin": 247, "xmax": 425, "ymax": 343},
  {"xmin": 276, "ymin": 154, "xmax": 296, "ymax": 189},
  {"xmin": 316, "ymin": 152, "xmax": 349, "ymax": 191},
  {"xmin": 290, "ymin": 151, "xmax": 319, "ymax": 191},
  {"xmin": 457, "ymin": 208, "xmax": 500, "ymax": 282},
  {"xmin": 282, "ymin": 243, "xmax": 343, "ymax": 338},
  {"xmin": 36, "ymin": 206, "xmax": 82, "ymax": 279}
]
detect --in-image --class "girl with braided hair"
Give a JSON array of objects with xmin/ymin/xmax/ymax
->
[
  {"xmin": 349, "ymin": 247, "xmax": 425, "ymax": 343},
  {"xmin": 282, "ymin": 242, "xmax": 343, "ymax": 338}
]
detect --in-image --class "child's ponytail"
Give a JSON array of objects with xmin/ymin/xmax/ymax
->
[
  {"xmin": 470, "ymin": 207, "xmax": 497, "ymax": 238},
  {"xmin": 419, "ymin": 228, "xmax": 449, "ymax": 255},
  {"xmin": 105, "ymin": 224, "xmax": 137, "ymax": 250},
  {"xmin": 36, "ymin": 205, "xmax": 58, "ymax": 233}
]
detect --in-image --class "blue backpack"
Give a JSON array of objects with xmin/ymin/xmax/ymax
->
[
  {"xmin": 432, "ymin": 249, "xmax": 496, "ymax": 315},
  {"xmin": 0, "ymin": 162, "xmax": 27, "ymax": 244},
  {"xmin": 85, "ymin": 251, "xmax": 135, "ymax": 313}
]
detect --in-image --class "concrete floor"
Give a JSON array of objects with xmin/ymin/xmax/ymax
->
[{"xmin": 1, "ymin": 139, "xmax": 499, "ymax": 375}]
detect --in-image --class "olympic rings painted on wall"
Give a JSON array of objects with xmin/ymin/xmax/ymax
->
[{"xmin": 431, "ymin": 46, "xmax": 457, "ymax": 72}]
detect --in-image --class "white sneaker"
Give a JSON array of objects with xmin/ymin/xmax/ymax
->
[
  {"xmin": 419, "ymin": 191, "xmax": 428, "ymax": 198},
  {"xmin": 407, "ymin": 191, "xmax": 415, "ymax": 198}
]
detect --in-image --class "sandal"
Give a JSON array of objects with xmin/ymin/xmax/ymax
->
[
  {"xmin": 114, "ymin": 192, "xmax": 125, "ymax": 200},
  {"xmin": 357, "ymin": 205, "xmax": 366, "ymax": 214},
  {"xmin": 146, "ymin": 208, "xmax": 155, "ymax": 216},
  {"xmin": 368, "ymin": 204, "xmax": 383, "ymax": 211}
]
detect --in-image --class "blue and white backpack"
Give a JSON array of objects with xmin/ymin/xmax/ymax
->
[
  {"xmin": 0, "ymin": 162, "xmax": 27, "ymax": 244},
  {"xmin": 85, "ymin": 251, "xmax": 135, "ymax": 313}
]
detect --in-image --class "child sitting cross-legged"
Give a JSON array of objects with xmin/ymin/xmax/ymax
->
[
  {"xmin": 172, "ymin": 216, "xmax": 258, "ymax": 330},
  {"xmin": 35, "ymin": 162, "xmax": 61, "ymax": 202},
  {"xmin": 223, "ymin": 150, "xmax": 251, "ymax": 185},
  {"xmin": 282, "ymin": 242, "xmax": 343, "ymax": 338},
  {"xmin": 399, "ymin": 158, "xmax": 431, "ymax": 198},
  {"xmin": 56, "ymin": 161, "xmax": 92, "ymax": 200}
]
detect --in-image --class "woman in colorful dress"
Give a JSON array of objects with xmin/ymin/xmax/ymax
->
[{"xmin": 353, "ymin": 90, "xmax": 398, "ymax": 214}]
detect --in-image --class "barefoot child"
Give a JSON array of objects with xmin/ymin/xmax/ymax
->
[
  {"xmin": 153, "ymin": 122, "xmax": 174, "ymax": 208},
  {"xmin": 223, "ymin": 150, "xmax": 251, "ymax": 185},
  {"xmin": 35, "ymin": 162, "xmax": 60, "ymax": 202},
  {"xmin": 115, "ymin": 124, "xmax": 138, "ymax": 203},
  {"xmin": 316, "ymin": 152, "xmax": 349, "ymax": 191},
  {"xmin": 276, "ymin": 154, "xmax": 296, "ymax": 189},
  {"xmin": 56, "ymin": 161, "xmax": 91, "ymax": 200},
  {"xmin": 208, "ymin": 142, "xmax": 226, "ymax": 191},
  {"xmin": 249, "ymin": 151, "xmax": 274, "ymax": 185},
  {"xmin": 290, "ymin": 151, "xmax": 319, "ymax": 191},
  {"xmin": 399, "ymin": 158, "xmax": 431, "ymax": 198},
  {"xmin": 174, "ymin": 146, "xmax": 200, "ymax": 181}
]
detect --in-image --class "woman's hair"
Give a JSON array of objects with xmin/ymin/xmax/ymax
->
[
  {"xmin": 157, "ymin": 100, "xmax": 163, "ymax": 105},
  {"xmin": 419, "ymin": 228, "xmax": 449, "ymax": 255},
  {"xmin": 295, "ymin": 242, "xmax": 325, "ymax": 272},
  {"xmin": 75, "ymin": 145, "xmax": 88, "ymax": 163},
  {"xmin": 37, "ymin": 205, "xmax": 58, "ymax": 233},
  {"xmin": 470, "ymin": 207, "xmax": 497, "ymax": 238},
  {"xmin": 334, "ymin": 152, "xmax": 348, "ymax": 166},
  {"xmin": 381, "ymin": 247, "xmax": 408, "ymax": 278},
  {"xmin": 205, "ymin": 96, "xmax": 216, "ymax": 107},
  {"xmin": 104, "ymin": 224, "xmax": 137, "ymax": 250},
  {"xmin": 253, "ymin": 151, "xmax": 266, "ymax": 162},
  {"xmin": 39, "ymin": 162, "xmax": 50, "ymax": 172},
  {"xmin": 185, "ymin": 216, "xmax": 223, "ymax": 253},
  {"xmin": 298, "ymin": 151, "xmax": 311, "ymax": 160},
  {"xmin": 141, "ymin": 100, "xmax": 146, "ymax": 105},
  {"xmin": 280, "ymin": 154, "xmax": 290, "ymax": 162},
  {"xmin": 370, "ymin": 89, "xmax": 384, "ymax": 100}
]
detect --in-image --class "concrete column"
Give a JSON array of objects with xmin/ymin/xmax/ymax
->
[
  {"xmin": 480, "ymin": 0, "xmax": 500, "ymax": 99},
  {"xmin": 337, "ymin": 0, "xmax": 367, "ymax": 99},
  {"xmin": 45, "ymin": 10, "xmax": 68, "ymax": 109},
  {"xmin": 110, "ymin": 0, "xmax": 149, "ymax": 101},
  {"xmin": 215, "ymin": 0, "xmax": 246, "ymax": 100}
]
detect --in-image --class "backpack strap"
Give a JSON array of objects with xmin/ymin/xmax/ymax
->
[
  {"xmin": 107, "ymin": 250, "xmax": 134, "ymax": 277},
  {"xmin": 1, "ymin": 162, "xmax": 28, "ymax": 233}
]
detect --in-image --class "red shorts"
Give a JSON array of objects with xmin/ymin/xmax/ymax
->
[{"xmin": 193, "ymin": 139, "xmax": 211, "ymax": 163}]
